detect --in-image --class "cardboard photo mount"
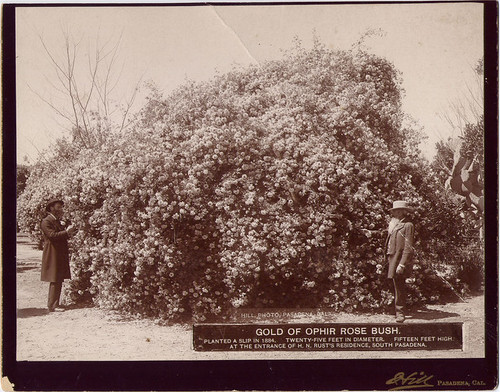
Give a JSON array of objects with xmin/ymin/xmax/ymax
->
[{"xmin": 3, "ymin": 2, "xmax": 498, "ymax": 390}]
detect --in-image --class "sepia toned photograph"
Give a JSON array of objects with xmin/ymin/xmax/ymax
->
[{"xmin": 5, "ymin": 1, "xmax": 497, "ymax": 390}]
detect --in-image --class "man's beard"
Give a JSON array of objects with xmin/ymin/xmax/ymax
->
[{"xmin": 388, "ymin": 217, "xmax": 400, "ymax": 233}]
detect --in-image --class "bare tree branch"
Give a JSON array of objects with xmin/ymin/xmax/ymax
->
[
  {"xmin": 34, "ymin": 29, "xmax": 141, "ymax": 150},
  {"xmin": 26, "ymin": 138, "xmax": 58, "ymax": 172},
  {"xmin": 27, "ymin": 83, "xmax": 77, "ymax": 126},
  {"xmin": 120, "ymin": 81, "xmax": 142, "ymax": 132},
  {"xmin": 38, "ymin": 33, "xmax": 69, "ymax": 79}
]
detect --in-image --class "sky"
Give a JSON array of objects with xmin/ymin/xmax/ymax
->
[{"xmin": 15, "ymin": 3, "xmax": 484, "ymax": 164}]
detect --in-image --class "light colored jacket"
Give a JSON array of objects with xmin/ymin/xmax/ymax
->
[{"xmin": 385, "ymin": 220, "xmax": 414, "ymax": 278}]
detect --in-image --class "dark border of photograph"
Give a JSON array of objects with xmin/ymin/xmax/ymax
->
[{"xmin": 3, "ymin": 2, "xmax": 498, "ymax": 391}]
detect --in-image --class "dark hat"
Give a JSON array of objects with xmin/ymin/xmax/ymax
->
[{"xmin": 46, "ymin": 198, "xmax": 64, "ymax": 212}]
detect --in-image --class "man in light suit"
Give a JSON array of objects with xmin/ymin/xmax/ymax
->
[
  {"xmin": 385, "ymin": 200, "xmax": 414, "ymax": 323},
  {"xmin": 41, "ymin": 199, "xmax": 77, "ymax": 312}
]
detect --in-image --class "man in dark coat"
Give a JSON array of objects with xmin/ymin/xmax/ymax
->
[
  {"xmin": 385, "ymin": 200, "xmax": 415, "ymax": 323},
  {"xmin": 41, "ymin": 199, "xmax": 77, "ymax": 312}
]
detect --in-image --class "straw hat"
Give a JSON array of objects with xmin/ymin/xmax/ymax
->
[{"xmin": 388, "ymin": 200, "xmax": 413, "ymax": 212}]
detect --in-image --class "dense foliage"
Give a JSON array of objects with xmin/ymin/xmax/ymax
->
[
  {"xmin": 431, "ymin": 138, "xmax": 455, "ymax": 184},
  {"xmin": 460, "ymin": 118, "xmax": 484, "ymax": 175},
  {"xmin": 17, "ymin": 165, "xmax": 30, "ymax": 198},
  {"xmin": 18, "ymin": 45, "xmax": 481, "ymax": 321}
]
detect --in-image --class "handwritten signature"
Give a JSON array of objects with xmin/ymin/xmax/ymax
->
[{"xmin": 386, "ymin": 372, "xmax": 434, "ymax": 391}]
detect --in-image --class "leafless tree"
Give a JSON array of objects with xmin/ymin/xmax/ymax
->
[
  {"xmin": 30, "ymin": 29, "xmax": 142, "ymax": 149},
  {"xmin": 433, "ymin": 58, "xmax": 483, "ymax": 175},
  {"xmin": 439, "ymin": 58, "xmax": 484, "ymax": 142}
]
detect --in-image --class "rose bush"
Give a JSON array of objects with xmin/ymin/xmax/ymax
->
[{"xmin": 18, "ymin": 44, "xmax": 480, "ymax": 321}]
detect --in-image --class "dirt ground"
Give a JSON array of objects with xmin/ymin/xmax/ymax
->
[{"xmin": 16, "ymin": 233, "xmax": 485, "ymax": 361}]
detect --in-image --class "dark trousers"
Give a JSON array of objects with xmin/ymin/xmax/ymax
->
[
  {"xmin": 47, "ymin": 281, "xmax": 63, "ymax": 311},
  {"xmin": 392, "ymin": 276, "xmax": 406, "ymax": 315}
]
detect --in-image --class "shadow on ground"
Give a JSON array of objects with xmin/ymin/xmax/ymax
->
[
  {"xmin": 17, "ymin": 303, "xmax": 92, "ymax": 318},
  {"xmin": 408, "ymin": 308, "xmax": 460, "ymax": 321},
  {"xmin": 16, "ymin": 233, "xmax": 42, "ymax": 249},
  {"xmin": 62, "ymin": 302, "xmax": 93, "ymax": 310},
  {"xmin": 16, "ymin": 265, "xmax": 39, "ymax": 273},
  {"xmin": 17, "ymin": 308, "xmax": 50, "ymax": 318}
]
